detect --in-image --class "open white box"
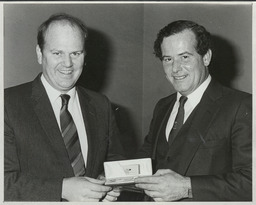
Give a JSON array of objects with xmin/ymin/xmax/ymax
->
[{"xmin": 104, "ymin": 158, "xmax": 152, "ymax": 186}]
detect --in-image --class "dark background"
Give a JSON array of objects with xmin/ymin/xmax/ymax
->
[{"xmin": 4, "ymin": 3, "xmax": 252, "ymax": 157}]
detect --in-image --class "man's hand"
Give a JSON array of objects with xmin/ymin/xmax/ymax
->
[
  {"xmin": 97, "ymin": 174, "xmax": 121, "ymax": 202},
  {"xmin": 102, "ymin": 186, "xmax": 121, "ymax": 202},
  {"xmin": 62, "ymin": 176, "xmax": 112, "ymax": 201},
  {"xmin": 134, "ymin": 169, "xmax": 191, "ymax": 202}
]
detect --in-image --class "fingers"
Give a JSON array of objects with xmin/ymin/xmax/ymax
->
[
  {"xmin": 62, "ymin": 177, "xmax": 113, "ymax": 201},
  {"xmin": 81, "ymin": 183, "xmax": 112, "ymax": 201},
  {"xmin": 134, "ymin": 169, "xmax": 175, "ymax": 184},
  {"xmin": 83, "ymin": 177, "xmax": 112, "ymax": 200},
  {"xmin": 154, "ymin": 197, "xmax": 164, "ymax": 202},
  {"xmin": 134, "ymin": 175, "xmax": 159, "ymax": 184},
  {"xmin": 134, "ymin": 175, "xmax": 161, "ymax": 192},
  {"xmin": 97, "ymin": 174, "xmax": 106, "ymax": 180},
  {"xmin": 144, "ymin": 190, "xmax": 162, "ymax": 199},
  {"xmin": 86, "ymin": 189, "xmax": 107, "ymax": 200},
  {"xmin": 84, "ymin": 177, "xmax": 112, "ymax": 192},
  {"xmin": 102, "ymin": 187, "xmax": 121, "ymax": 202},
  {"xmin": 102, "ymin": 194, "xmax": 118, "ymax": 202},
  {"xmin": 85, "ymin": 176, "xmax": 106, "ymax": 184},
  {"xmin": 155, "ymin": 169, "xmax": 173, "ymax": 175},
  {"xmin": 107, "ymin": 189, "xmax": 121, "ymax": 197},
  {"xmin": 143, "ymin": 190, "xmax": 166, "ymax": 202},
  {"xmin": 135, "ymin": 183, "xmax": 157, "ymax": 191},
  {"xmin": 89, "ymin": 183, "xmax": 112, "ymax": 193},
  {"xmin": 135, "ymin": 170, "xmax": 190, "ymax": 202}
]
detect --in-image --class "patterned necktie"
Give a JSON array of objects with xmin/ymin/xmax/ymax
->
[
  {"xmin": 60, "ymin": 94, "xmax": 86, "ymax": 176},
  {"xmin": 168, "ymin": 96, "xmax": 188, "ymax": 145}
]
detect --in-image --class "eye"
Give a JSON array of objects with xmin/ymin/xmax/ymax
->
[
  {"xmin": 162, "ymin": 56, "xmax": 173, "ymax": 63},
  {"xmin": 71, "ymin": 51, "xmax": 83, "ymax": 58},
  {"xmin": 181, "ymin": 55, "xmax": 189, "ymax": 60},
  {"xmin": 53, "ymin": 51, "xmax": 61, "ymax": 56}
]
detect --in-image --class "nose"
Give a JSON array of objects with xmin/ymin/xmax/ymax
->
[
  {"xmin": 62, "ymin": 55, "xmax": 73, "ymax": 67},
  {"xmin": 172, "ymin": 59, "xmax": 182, "ymax": 73}
]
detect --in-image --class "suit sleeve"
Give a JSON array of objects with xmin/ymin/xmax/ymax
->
[
  {"xmin": 135, "ymin": 121, "xmax": 155, "ymax": 159},
  {"xmin": 4, "ymin": 101, "xmax": 63, "ymax": 201},
  {"xmin": 190, "ymin": 95, "xmax": 252, "ymax": 201},
  {"xmin": 136, "ymin": 100, "xmax": 163, "ymax": 159}
]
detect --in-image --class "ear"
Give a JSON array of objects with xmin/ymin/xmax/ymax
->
[
  {"xmin": 36, "ymin": 45, "xmax": 42, "ymax": 64},
  {"xmin": 203, "ymin": 49, "xmax": 212, "ymax": 67}
]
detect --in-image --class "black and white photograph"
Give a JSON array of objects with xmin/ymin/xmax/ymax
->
[{"xmin": 2, "ymin": 2, "xmax": 254, "ymax": 203}]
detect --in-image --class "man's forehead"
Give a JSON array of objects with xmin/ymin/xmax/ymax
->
[
  {"xmin": 46, "ymin": 21, "xmax": 79, "ymax": 34},
  {"xmin": 161, "ymin": 30, "xmax": 197, "ymax": 50},
  {"xmin": 44, "ymin": 22, "xmax": 84, "ymax": 43},
  {"xmin": 42, "ymin": 23, "xmax": 84, "ymax": 51},
  {"xmin": 167, "ymin": 29, "xmax": 196, "ymax": 41}
]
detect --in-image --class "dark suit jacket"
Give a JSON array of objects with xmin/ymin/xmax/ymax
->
[
  {"xmin": 137, "ymin": 79, "xmax": 252, "ymax": 201},
  {"xmin": 4, "ymin": 74, "xmax": 124, "ymax": 201}
]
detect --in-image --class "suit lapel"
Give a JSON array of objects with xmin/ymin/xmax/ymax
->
[
  {"xmin": 152, "ymin": 95, "xmax": 176, "ymax": 159},
  {"xmin": 31, "ymin": 74, "xmax": 73, "ymax": 175},
  {"xmin": 166, "ymin": 80, "xmax": 223, "ymax": 175},
  {"xmin": 77, "ymin": 88, "xmax": 99, "ymax": 177}
]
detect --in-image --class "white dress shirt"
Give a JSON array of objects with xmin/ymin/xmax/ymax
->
[
  {"xmin": 166, "ymin": 75, "xmax": 212, "ymax": 140},
  {"xmin": 41, "ymin": 75, "xmax": 88, "ymax": 167}
]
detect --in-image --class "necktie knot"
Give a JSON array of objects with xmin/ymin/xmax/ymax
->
[
  {"xmin": 179, "ymin": 96, "xmax": 188, "ymax": 107},
  {"xmin": 60, "ymin": 94, "xmax": 70, "ymax": 107}
]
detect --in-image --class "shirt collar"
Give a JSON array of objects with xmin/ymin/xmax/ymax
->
[
  {"xmin": 41, "ymin": 74, "xmax": 76, "ymax": 105},
  {"xmin": 177, "ymin": 75, "xmax": 211, "ymax": 105}
]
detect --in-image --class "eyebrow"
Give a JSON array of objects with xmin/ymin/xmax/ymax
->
[
  {"xmin": 160, "ymin": 55, "xmax": 171, "ymax": 61},
  {"xmin": 178, "ymin": 51, "xmax": 193, "ymax": 56},
  {"xmin": 50, "ymin": 48, "xmax": 58, "ymax": 51},
  {"xmin": 50, "ymin": 49, "xmax": 84, "ymax": 53},
  {"xmin": 162, "ymin": 51, "xmax": 194, "ymax": 58},
  {"xmin": 161, "ymin": 55, "xmax": 171, "ymax": 58}
]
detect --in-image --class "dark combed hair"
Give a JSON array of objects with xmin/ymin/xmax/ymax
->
[
  {"xmin": 37, "ymin": 13, "xmax": 88, "ymax": 51},
  {"xmin": 154, "ymin": 20, "xmax": 212, "ymax": 59}
]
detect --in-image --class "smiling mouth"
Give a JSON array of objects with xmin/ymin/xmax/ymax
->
[
  {"xmin": 59, "ymin": 70, "xmax": 73, "ymax": 75},
  {"xmin": 173, "ymin": 75, "xmax": 187, "ymax": 80}
]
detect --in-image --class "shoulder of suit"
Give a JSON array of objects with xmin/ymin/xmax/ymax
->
[
  {"xmin": 207, "ymin": 80, "xmax": 252, "ymax": 108},
  {"xmin": 4, "ymin": 81, "xmax": 34, "ymax": 111},
  {"xmin": 76, "ymin": 85, "xmax": 109, "ymax": 101},
  {"xmin": 5, "ymin": 81, "xmax": 33, "ymax": 98},
  {"xmin": 220, "ymin": 84, "xmax": 251, "ymax": 100},
  {"xmin": 153, "ymin": 93, "xmax": 176, "ymax": 112},
  {"xmin": 5, "ymin": 73, "xmax": 42, "ymax": 98},
  {"xmin": 157, "ymin": 93, "xmax": 176, "ymax": 105},
  {"xmin": 210, "ymin": 78, "xmax": 251, "ymax": 97}
]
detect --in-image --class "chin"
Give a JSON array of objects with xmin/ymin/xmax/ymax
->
[
  {"xmin": 58, "ymin": 84, "xmax": 74, "ymax": 91},
  {"xmin": 176, "ymin": 89, "xmax": 188, "ymax": 95}
]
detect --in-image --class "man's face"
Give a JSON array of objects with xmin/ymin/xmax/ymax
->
[
  {"xmin": 161, "ymin": 29, "xmax": 211, "ymax": 96},
  {"xmin": 36, "ymin": 22, "xmax": 85, "ymax": 93}
]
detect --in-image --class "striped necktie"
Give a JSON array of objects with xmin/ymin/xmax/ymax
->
[
  {"xmin": 60, "ymin": 94, "xmax": 86, "ymax": 176},
  {"xmin": 168, "ymin": 96, "xmax": 188, "ymax": 145}
]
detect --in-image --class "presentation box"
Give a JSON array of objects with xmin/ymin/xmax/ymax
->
[{"xmin": 104, "ymin": 158, "xmax": 152, "ymax": 186}]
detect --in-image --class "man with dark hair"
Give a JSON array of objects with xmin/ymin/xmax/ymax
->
[
  {"xmin": 4, "ymin": 13, "xmax": 124, "ymax": 201},
  {"xmin": 134, "ymin": 20, "xmax": 252, "ymax": 201}
]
